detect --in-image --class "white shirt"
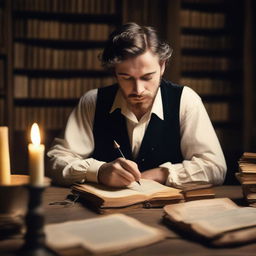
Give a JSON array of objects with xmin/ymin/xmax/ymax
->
[{"xmin": 47, "ymin": 86, "xmax": 227, "ymax": 187}]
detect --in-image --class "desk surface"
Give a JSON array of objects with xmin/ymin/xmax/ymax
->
[{"xmin": 1, "ymin": 185, "xmax": 256, "ymax": 256}]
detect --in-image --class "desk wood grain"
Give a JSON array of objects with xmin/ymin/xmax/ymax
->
[{"xmin": 1, "ymin": 185, "xmax": 255, "ymax": 256}]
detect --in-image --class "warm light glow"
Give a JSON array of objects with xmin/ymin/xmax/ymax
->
[{"xmin": 31, "ymin": 123, "xmax": 41, "ymax": 146}]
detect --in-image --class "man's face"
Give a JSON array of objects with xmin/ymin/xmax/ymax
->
[{"xmin": 115, "ymin": 50, "xmax": 165, "ymax": 116}]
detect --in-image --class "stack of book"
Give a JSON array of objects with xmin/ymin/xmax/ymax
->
[{"xmin": 236, "ymin": 152, "xmax": 256, "ymax": 206}]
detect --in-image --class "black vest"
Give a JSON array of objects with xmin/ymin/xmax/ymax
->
[{"xmin": 92, "ymin": 79, "xmax": 184, "ymax": 171}]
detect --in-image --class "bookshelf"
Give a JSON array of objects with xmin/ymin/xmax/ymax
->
[
  {"xmin": 0, "ymin": 0, "xmax": 12, "ymax": 129},
  {"xmin": 1, "ymin": 0, "xmax": 250, "ymax": 184},
  {"xmin": 11, "ymin": 0, "xmax": 121, "ymax": 171},
  {"xmin": 0, "ymin": 0, "xmax": 5, "ymax": 125},
  {"xmin": 166, "ymin": 0, "xmax": 244, "ymax": 183}
]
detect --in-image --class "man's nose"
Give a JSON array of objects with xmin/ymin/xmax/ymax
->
[{"xmin": 133, "ymin": 80, "xmax": 145, "ymax": 95}]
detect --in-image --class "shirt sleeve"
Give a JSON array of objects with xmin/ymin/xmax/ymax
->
[
  {"xmin": 160, "ymin": 86, "xmax": 227, "ymax": 187},
  {"xmin": 46, "ymin": 89, "xmax": 105, "ymax": 186}
]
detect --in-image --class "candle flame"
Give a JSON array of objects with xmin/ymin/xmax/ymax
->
[{"xmin": 31, "ymin": 123, "xmax": 41, "ymax": 146}]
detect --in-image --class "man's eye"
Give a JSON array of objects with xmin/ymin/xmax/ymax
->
[
  {"xmin": 142, "ymin": 76, "xmax": 152, "ymax": 81},
  {"xmin": 122, "ymin": 77, "xmax": 132, "ymax": 81}
]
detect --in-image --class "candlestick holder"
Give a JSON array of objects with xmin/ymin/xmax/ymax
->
[{"xmin": 19, "ymin": 185, "xmax": 59, "ymax": 256}]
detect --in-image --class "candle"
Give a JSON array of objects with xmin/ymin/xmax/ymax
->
[
  {"xmin": 0, "ymin": 127, "xmax": 11, "ymax": 185},
  {"xmin": 28, "ymin": 123, "xmax": 45, "ymax": 186}
]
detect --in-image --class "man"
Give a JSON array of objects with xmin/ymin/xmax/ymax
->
[{"xmin": 47, "ymin": 23, "xmax": 226, "ymax": 187}]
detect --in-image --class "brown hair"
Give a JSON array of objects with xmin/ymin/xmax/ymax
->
[{"xmin": 100, "ymin": 22, "xmax": 172, "ymax": 69}]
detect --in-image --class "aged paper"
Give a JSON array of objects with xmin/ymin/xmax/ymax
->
[{"xmin": 46, "ymin": 213, "xmax": 166, "ymax": 255}]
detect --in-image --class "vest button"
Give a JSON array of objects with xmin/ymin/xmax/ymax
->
[
  {"xmin": 141, "ymin": 158, "xmax": 145, "ymax": 162},
  {"xmin": 151, "ymin": 147, "xmax": 154, "ymax": 151}
]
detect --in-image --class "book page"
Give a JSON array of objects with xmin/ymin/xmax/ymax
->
[
  {"xmin": 74, "ymin": 179, "xmax": 181, "ymax": 199},
  {"xmin": 193, "ymin": 207, "xmax": 256, "ymax": 238},
  {"xmin": 128, "ymin": 179, "xmax": 180, "ymax": 196},
  {"xmin": 45, "ymin": 214, "xmax": 166, "ymax": 254},
  {"xmin": 164, "ymin": 198, "xmax": 237, "ymax": 222}
]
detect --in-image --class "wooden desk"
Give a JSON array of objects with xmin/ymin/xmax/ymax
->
[{"xmin": 1, "ymin": 185, "xmax": 256, "ymax": 256}]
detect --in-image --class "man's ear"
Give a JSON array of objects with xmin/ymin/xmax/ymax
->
[{"xmin": 160, "ymin": 61, "xmax": 166, "ymax": 76}]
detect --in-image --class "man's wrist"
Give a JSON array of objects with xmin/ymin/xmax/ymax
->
[{"xmin": 85, "ymin": 159, "xmax": 106, "ymax": 183}]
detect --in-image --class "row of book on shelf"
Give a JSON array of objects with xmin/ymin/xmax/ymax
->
[
  {"xmin": 14, "ymin": 49, "xmax": 234, "ymax": 73},
  {"xmin": 236, "ymin": 152, "xmax": 256, "ymax": 207},
  {"xmin": 13, "ymin": 102, "xmax": 234, "ymax": 129},
  {"xmin": 0, "ymin": 98, "xmax": 4, "ymax": 125},
  {"xmin": 182, "ymin": 0, "xmax": 226, "ymax": 4},
  {"xmin": 13, "ymin": 103, "xmax": 234, "ymax": 131},
  {"xmin": 14, "ymin": 76, "xmax": 115, "ymax": 99},
  {"xmin": 13, "ymin": 101, "xmax": 233, "ymax": 126},
  {"xmin": 14, "ymin": 106, "xmax": 73, "ymax": 130},
  {"xmin": 180, "ymin": 77, "xmax": 235, "ymax": 95},
  {"xmin": 13, "ymin": 75, "xmax": 238, "ymax": 98},
  {"xmin": 14, "ymin": 0, "xmax": 117, "ymax": 14},
  {"xmin": 204, "ymin": 102, "xmax": 234, "ymax": 122},
  {"xmin": 181, "ymin": 56, "xmax": 233, "ymax": 72},
  {"xmin": 180, "ymin": 10, "xmax": 226, "ymax": 29},
  {"xmin": 0, "ymin": 2, "xmax": 4, "ymax": 126},
  {"xmin": 0, "ymin": 6, "xmax": 4, "ymax": 47},
  {"xmin": 0, "ymin": 58, "xmax": 4, "ymax": 90},
  {"xmin": 181, "ymin": 35, "xmax": 232, "ymax": 50},
  {"xmin": 15, "ymin": 19, "xmax": 115, "ymax": 41},
  {"xmin": 15, "ymin": 76, "xmax": 235, "ymax": 99},
  {"xmin": 14, "ymin": 43, "xmax": 103, "ymax": 70}
]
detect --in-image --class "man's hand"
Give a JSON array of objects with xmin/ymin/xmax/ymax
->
[
  {"xmin": 141, "ymin": 167, "xmax": 169, "ymax": 184},
  {"xmin": 98, "ymin": 158, "xmax": 141, "ymax": 187}
]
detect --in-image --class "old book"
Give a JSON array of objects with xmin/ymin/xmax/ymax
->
[
  {"xmin": 243, "ymin": 186, "xmax": 256, "ymax": 203},
  {"xmin": 237, "ymin": 153, "xmax": 256, "ymax": 204},
  {"xmin": 241, "ymin": 183, "xmax": 256, "ymax": 194},
  {"xmin": 236, "ymin": 172, "xmax": 256, "ymax": 184},
  {"xmin": 163, "ymin": 198, "xmax": 256, "ymax": 246},
  {"xmin": 176, "ymin": 182, "xmax": 215, "ymax": 201},
  {"xmin": 239, "ymin": 164, "xmax": 256, "ymax": 174},
  {"xmin": 240, "ymin": 152, "xmax": 256, "ymax": 161},
  {"xmin": 45, "ymin": 213, "xmax": 166, "ymax": 255},
  {"xmin": 72, "ymin": 179, "xmax": 184, "ymax": 213},
  {"xmin": 246, "ymin": 193, "xmax": 256, "ymax": 203},
  {"xmin": 183, "ymin": 188, "xmax": 215, "ymax": 201},
  {"xmin": 239, "ymin": 152, "xmax": 256, "ymax": 165}
]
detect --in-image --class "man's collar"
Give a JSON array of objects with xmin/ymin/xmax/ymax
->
[
  {"xmin": 151, "ymin": 87, "xmax": 164, "ymax": 120},
  {"xmin": 109, "ymin": 88, "xmax": 164, "ymax": 121}
]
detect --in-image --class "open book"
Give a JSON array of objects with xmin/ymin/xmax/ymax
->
[
  {"xmin": 72, "ymin": 179, "xmax": 183, "ymax": 213},
  {"xmin": 163, "ymin": 198, "xmax": 256, "ymax": 246},
  {"xmin": 45, "ymin": 213, "xmax": 166, "ymax": 255}
]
